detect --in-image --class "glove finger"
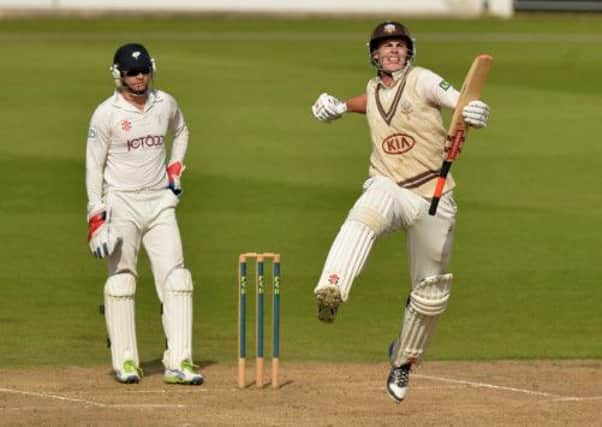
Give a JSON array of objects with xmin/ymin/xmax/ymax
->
[
  {"xmin": 464, "ymin": 117, "xmax": 486, "ymax": 128},
  {"xmin": 467, "ymin": 100, "xmax": 489, "ymax": 109},
  {"xmin": 463, "ymin": 106, "xmax": 487, "ymax": 116},
  {"xmin": 312, "ymin": 103, "xmax": 321, "ymax": 116},
  {"xmin": 318, "ymin": 109, "xmax": 331, "ymax": 121},
  {"xmin": 463, "ymin": 110, "xmax": 486, "ymax": 121},
  {"xmin": 323, "ymin": 105, "xmax": 338, "ymax": 116}
]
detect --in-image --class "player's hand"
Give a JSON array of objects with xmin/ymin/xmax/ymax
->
[
  {"xmin": 312, "ymin": 93, "xmax": 348, "ymax": 122},
  {"xmin": 462, "ymin": 100, "xmax": 490, "ymax": 128},
  {"xmin": 88, "ymin": 210, "xmax": 120, "ymax": 258},
  {"xmin": 167, "ymin": 161, "xmax": 185, "ymax": 197}
]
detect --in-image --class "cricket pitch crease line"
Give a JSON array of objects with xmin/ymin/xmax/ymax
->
[
  {"xmin": 415, "ymin": 374, "xmax": 602, "ymax": 402},
  {"xmin": 0, "ymin": 387, "xmax": 186, "ymax": 409}
]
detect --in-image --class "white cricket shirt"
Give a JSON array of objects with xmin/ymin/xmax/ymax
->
[{"xmin": 85, "ymin": 89, "xmax": 188, "ymax": 218}]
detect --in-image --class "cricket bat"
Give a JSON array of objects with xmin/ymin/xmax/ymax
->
[{"xmin": 428, "ymin": 54, "xmax": 493, "ymax": 216}]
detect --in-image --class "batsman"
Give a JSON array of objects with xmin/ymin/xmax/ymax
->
[
  {"xmin": 85, "ymin": 43, "xmax": 203, "ymax": 385},
  {"xmin": 312, "ymin": 22, "xmax": 490, "ymax": 402}
]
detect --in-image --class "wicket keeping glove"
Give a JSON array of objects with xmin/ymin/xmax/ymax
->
[
  {"xmin": 462, "ymin": 100, "xmax": 490, "ymax": 128},
  {"xmin": 167, "ymin": 161, "xmax": 185, "ymax": 197},
  {"xmin": 312, "ymin": 93, "xmax": 348, "ymax": 122},
  {"xmin": 88, "ymin": 210, "xmax": 120, "ymax": 258}
]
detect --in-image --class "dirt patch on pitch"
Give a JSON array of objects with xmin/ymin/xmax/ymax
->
[{"xmin": 1, "ymin": 360, "xmax": 601, "ymax": 426}]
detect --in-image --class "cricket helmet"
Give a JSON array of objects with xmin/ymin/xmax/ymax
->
[
  {"xmin": 368, "ymin": 21, "xmax": 415, "ymax": 69},
  {"xmin": 110, "ymin": 43, "xmax": 156, "ymax": 89}
]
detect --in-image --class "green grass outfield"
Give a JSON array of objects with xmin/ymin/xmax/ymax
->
[{"xmin": 1, "ymin": 14, "xmax": 601, "ymax": 368}]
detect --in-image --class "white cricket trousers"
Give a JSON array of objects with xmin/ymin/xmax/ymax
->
[
  {"xmin": 315, "ymin": 175, "xmax": 457, "ymax": 300},
  {"xmin": 106, "ymin": 188, "xmax": 184, "ymax": 295}
]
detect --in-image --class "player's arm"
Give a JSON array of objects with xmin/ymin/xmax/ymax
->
[
  {"xmin": 85, "ymin": 108, "xmax": 119, "ymax": 258},
  {"xmin": 418, "ymin": 69, "xmax": 490, "ymax": 128},
  {"xmin": 166, "ymin": 97, "xmax": 189, "ymax": 196},
  {"xmin": 312, "ymin": 92, "xmax": 366, "ymax": 122},
  {"xmin": 344, "ymin": 93, "xmax": 367, "ymax": 113},
  {"xmin": 86, "ymin": 109, "xmax": 110, "ymax": 219}
]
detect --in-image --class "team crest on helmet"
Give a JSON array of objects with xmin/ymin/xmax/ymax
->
[
  {"xmin": 384, "ymin": 24, "xmax": 397, "ymax": 34},
  {"xmin": 132, "ymin": 51, "xmax": 141, "ymax": 60}
]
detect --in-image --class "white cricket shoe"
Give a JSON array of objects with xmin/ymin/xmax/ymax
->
[
  {"xmin": 386, "ymin": 363, "xmax": 412, "ymax": 402},
  {"xmin": 164, "ymin": 360, "xmax": 204, "ymax": 385},
  {"xmin": 115, "ymin": 359, "xmax": 142, "ymax": 384},
  {"xmin": 315, "ymin": 284, "xmax": 342, "ymax": 323},
  {"xmin": 386, "ymin": 342, "xmax": 412, "ymax": 402}
]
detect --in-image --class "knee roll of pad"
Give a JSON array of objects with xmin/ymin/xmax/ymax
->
[
  {"xmin": 409, "ymin": 273, "xmax": 452, "ymax": 316},
  {"xmin": 347, "ymin": 205, "xmax": 389, "ymax": 235},
  {"xmin": 165, "ymin": 268, "xmax": 193, "ymax": 293},
  {"xmin": 104, "ymin": 273, "xmax": 136, "ymax": 297}
]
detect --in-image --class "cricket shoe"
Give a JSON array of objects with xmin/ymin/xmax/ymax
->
[
  {"xmin": 164, "ymin": 360, "xmax": 204, "ymax": 385},
  {"xmin": 315, "ymin": 284, "xmax": 342, "ymax": 323},
  {"xmin": 115, "ymin": 359, "xmax": 142, "ymax": 384},
  {"xmin": 386, "ymin": 342, "xmax": 411, "ymax": 402}
]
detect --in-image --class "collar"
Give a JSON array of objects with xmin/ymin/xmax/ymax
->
[
  {"xmin": 111, "ymin": 89, "xmax": 161, "ymax": 113},
  {"xmin": 376, "ymin": 64, "xmax": 412, "ymax": 87}
]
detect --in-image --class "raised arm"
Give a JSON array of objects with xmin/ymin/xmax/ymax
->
[{"xmin": 312, "ymin": 92, "xmax": 366, "ymax": 122}]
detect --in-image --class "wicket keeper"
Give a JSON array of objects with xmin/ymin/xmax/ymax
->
[{"xmin": 85, "ymin": 43, "xmax": 203, "ymax": 385}]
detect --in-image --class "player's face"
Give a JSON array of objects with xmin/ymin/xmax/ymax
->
[
  {"xmin": 122, "ymin": 69, "xmax": 151, "ymax": 92},
  {"xmin": 373, "ymin": 38, "xmax": 408, "ymax": 73}
]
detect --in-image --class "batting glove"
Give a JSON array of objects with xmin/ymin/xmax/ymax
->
[
  {"xmin": 312, "ymin": 93, "xmax": 348, "ymax": 122},
  {"xmin": 462, "ymin": 100, "xmax": 490, "ymax": 128},
  {"xmin": 167, "ymin": 161, "xmax": 185, "ymax": 197},
  {"xmin": 88, "ymin": 210, "xmax": 120, "ymax": 258}
]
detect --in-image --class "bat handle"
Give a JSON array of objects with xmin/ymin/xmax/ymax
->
[
  {"xmin": 429, "ymin": 129, "xmax": 465, "ymax": 216},
  {"xmin": 428, "ymin": 197, "xmax": 441, "ymax": 216},
  {"xmin": 429, "ymin": 177, "xmax": 446, "ymax": 215}
]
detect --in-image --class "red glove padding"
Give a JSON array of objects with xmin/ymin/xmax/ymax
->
[
  {"xmin": 167, "ymin": 161, "xmax": 184, "ymax": 196},
  {"xmin": 87, "ymin": 210, "xmax": 120, "ymax": 258}
]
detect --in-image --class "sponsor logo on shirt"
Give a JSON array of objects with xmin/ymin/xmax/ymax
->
[
  {"xmin": 439, "ymin": 80, "xmax": 451, "ymax": 91},
  {"xmin": 121, "ymin": 120, "xmax": 132, "ymax": 131},
  {"xmin": 88, "ymin": 127, "xmax": 96, "ymax": 139},
  {"xmin": 127, "ymin": 135, "xmax": 165, "ymax": 151},
  {"xmin": 382, "ymin": 133, "xmax": 415, "ymax": 155}
]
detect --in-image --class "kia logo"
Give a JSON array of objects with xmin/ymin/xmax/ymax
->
[{"xmin": 382, "ymin": 133, "xmax": 415, "ymax": 154}]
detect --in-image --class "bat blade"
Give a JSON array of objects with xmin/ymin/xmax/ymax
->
[
  {"xmin": 447, "ymin": 54, "xmax": 493, "ymax": 139},
  {"xmin": 428, "ymin": 54, "xmax": 493, "ymax": 216}
]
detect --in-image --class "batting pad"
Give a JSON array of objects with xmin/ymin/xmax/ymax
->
[
  {"xmin": 104, "ymin": 273, "xmax": 138, "ymax": 371},
  {"xmin": 315, "ymin": 221, "xmax": 375, "ymax": 302},
  {"xmin": 390, "ymin": 273, "xmax": 452, "ymax": 367},
  {"xmin": 162, "ymin": 268, "xmax": 194, "ymax": 369},
  {"xmin": 315, "ymin": 186, "xmax": 396, "ymax": 301}
]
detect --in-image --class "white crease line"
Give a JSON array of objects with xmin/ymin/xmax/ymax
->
[
  {"xmin": 0, "ymin": 387, "xmax": 109, "ymax": 408},
  {"xmin": 413, "ymin": 385, "xmax": 469, "ymax": 391},
  {"xmin": 414, "ymin": 374, "xmax": 560, "ymax": 398},
  {"xmin": 551, "ymin": 396, "xmax": 602, "ymax": 402},
  {"xmin": 416, "ymin": 374, "xmax": 602, "ymax": 402},
  {"xmin": 0, "ymin": 387, "xmax": 185, "ymax": 409},
  {"xmin": 127, "ymin": 389, "xmax": 207, "ymax": 393}
]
